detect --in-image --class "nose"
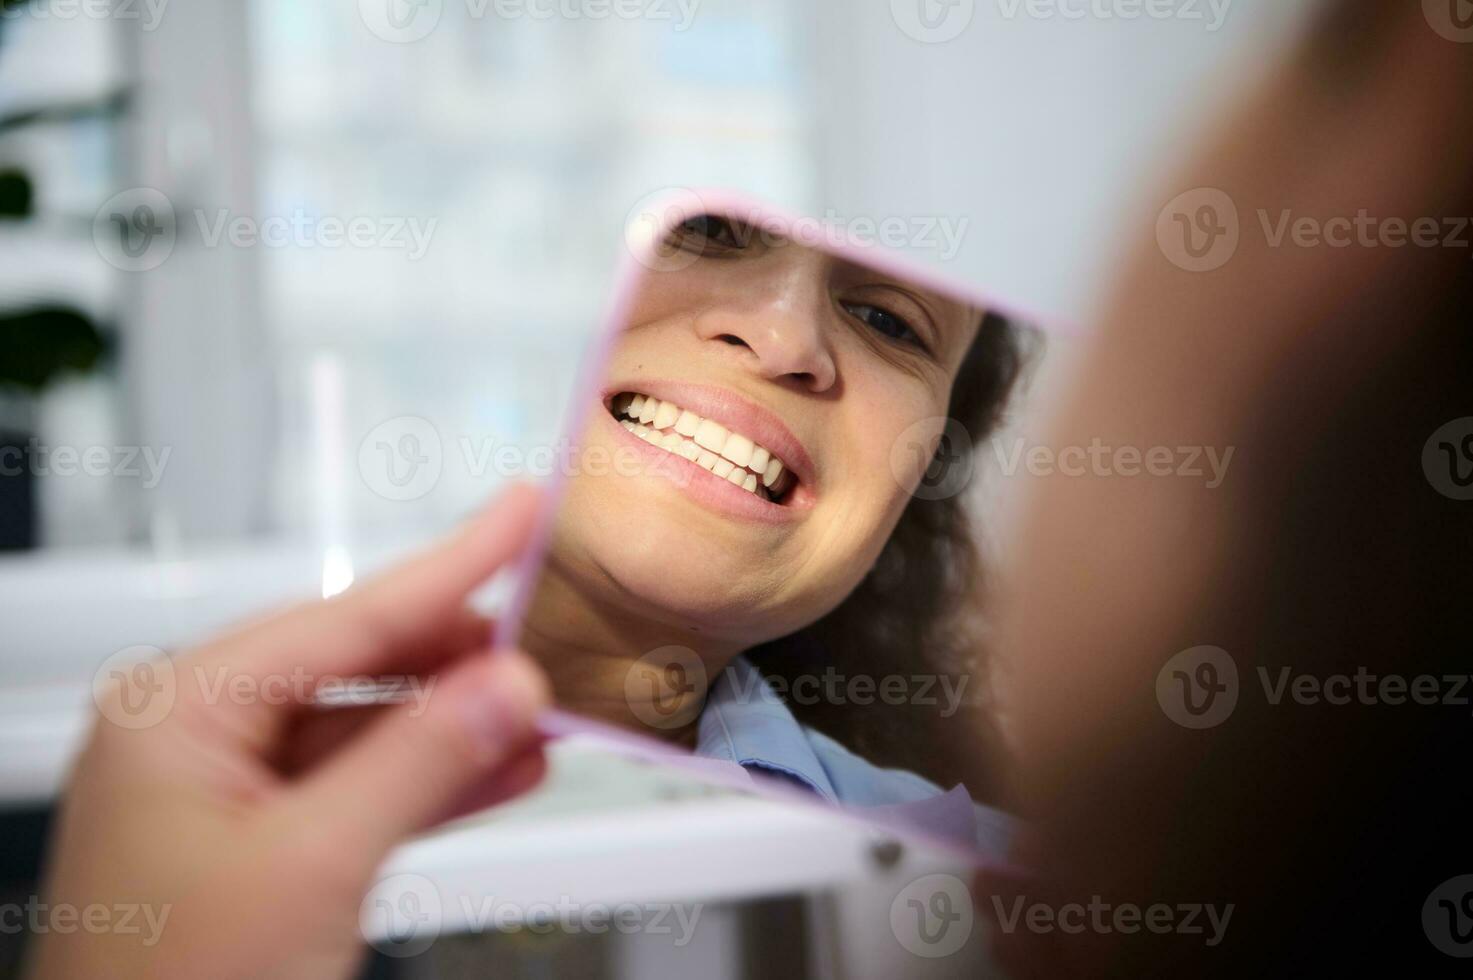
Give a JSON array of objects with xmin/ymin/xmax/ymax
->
[{"xmin": 692, "ymin": 261, "xmax": 838, "ymax": 393}]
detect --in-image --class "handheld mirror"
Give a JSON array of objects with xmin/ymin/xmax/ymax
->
[{"xmin": 489, "ymin": 189, "xmax": 1043, "ymax": 860}]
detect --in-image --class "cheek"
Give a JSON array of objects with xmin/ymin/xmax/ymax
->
[
  {"xmin": 831, "ymin": 372, "xmax": 949, "ymax": 508},
  {"xmin": 790, "ymin": 375, "xmax": 949, "ymax": 604}
]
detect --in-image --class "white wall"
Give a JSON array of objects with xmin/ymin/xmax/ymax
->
[{"xmin": 805, "ymin": 0, "xmax": 1323, "ymax": 326}]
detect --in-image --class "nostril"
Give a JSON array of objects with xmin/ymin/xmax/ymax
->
[{"xmin": 715, "ymin": 334, "xmax": 748, "ymax": 348}]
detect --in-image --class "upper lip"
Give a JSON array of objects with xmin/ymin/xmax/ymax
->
[{"xmin": 600, "ymin": 379, "xmax": 816, "ymax": 491}]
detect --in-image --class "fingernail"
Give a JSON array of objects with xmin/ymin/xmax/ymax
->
[{"xmin": 460, "ymin": 651, "xmax": 547, "ymax": 758}]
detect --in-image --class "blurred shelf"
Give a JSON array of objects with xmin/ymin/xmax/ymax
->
[
  {"xmin": 0, "ymin": 88, "xmax": 128, "ymax": 134},
  {"xmin": 0, "ymin": 224, "xmax": 117, "ymax": 321},
  {"xmin": 0, "ymin": 7, "xmax": 121, "ymax": 117}
]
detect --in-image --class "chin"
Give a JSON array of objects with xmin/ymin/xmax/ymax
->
[{"xmin": 553, "ymin": 474, "xmax": 830, "ymax": 641}]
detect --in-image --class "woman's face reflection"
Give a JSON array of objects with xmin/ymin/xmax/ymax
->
[{"xmin": 549, "ymin": 216, "xmax": 983, "ymax": 648}]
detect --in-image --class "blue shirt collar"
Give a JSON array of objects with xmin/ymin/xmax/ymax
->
[{"xmin": 695, "ymin": 655, "xmax": 840, "ymax": 802}]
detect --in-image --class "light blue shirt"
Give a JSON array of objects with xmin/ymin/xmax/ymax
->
[{"xmin": 694, "ymin": 656, "xmax": 1012, "ymax": 856}]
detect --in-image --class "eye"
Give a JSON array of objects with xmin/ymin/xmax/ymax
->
[
  {"xmin": 665, "ymin": 214, "xmax": 745, "ymax": 256},
  {"xmin": 843, "ymin": 301, "xmax": 924, "ymax": 349}
]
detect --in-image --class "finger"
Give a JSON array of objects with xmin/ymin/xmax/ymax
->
[
  {"xmin": 348, "ymin": 485, "xmax": 540, "ymax": 642},
  {"xmin": 175, "ymin": 484, "xmax": 539, "ymax": 744},
  {"xmin": 269, "ymin": 614, "xmax": 497, "ymax": 773},
  {"xmin": 274, "ymin": 704, "xmax": 382, "ymax": 778},
  {"xmin": 432, "ymin": 742, "xmax": 549, "ymax": 827},
  {"xmin": 187, "ymin": 484, "xmax": 539, "ymax": 688},
  {"xmin": 273, "ymin": 636, "xmax": 495, "ymax": 776},
  {"xmin": 181, "ymin": 606, "xmax": 497, "ymax": 757},
  {"xmin": 279, "ymin": 648, "xmax": 551, "ymax": 857}
]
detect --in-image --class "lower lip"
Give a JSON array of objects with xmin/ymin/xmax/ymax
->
[{"xmin": 596, "ymin": 409, "xmax": 809, "ymax": 525}]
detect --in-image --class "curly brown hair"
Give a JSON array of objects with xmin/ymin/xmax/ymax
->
[{"xmin": 750, "ymin": 311, "xmax": 1034, "ymax": 804}]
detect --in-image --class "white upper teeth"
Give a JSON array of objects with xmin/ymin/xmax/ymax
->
[
  {"xmin": 652, "ymin": 401, "xmax": 680, "ymax": 430},
  {"xmin": 611, "ymin": 392, "xmax": 792, "ymax": 500}
]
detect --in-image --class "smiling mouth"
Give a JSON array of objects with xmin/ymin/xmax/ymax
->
[{"xmin": 608, "ymin": 392, "xmax": 798, "ymax": 504}]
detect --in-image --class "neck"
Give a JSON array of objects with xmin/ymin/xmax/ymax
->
[{"xmin": 519, "ymin": 557, "xmax": 746, "ymax": 745}]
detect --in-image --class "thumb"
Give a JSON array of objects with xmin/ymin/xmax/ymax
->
[{"xmin": 283, "ymin": 649, "xmax": 551, "ymax": 857}]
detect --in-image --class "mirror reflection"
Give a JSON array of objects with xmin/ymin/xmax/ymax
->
[{"xmin": 517, "ymin": 206, "xmax": 1038, "ymax": 853}]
